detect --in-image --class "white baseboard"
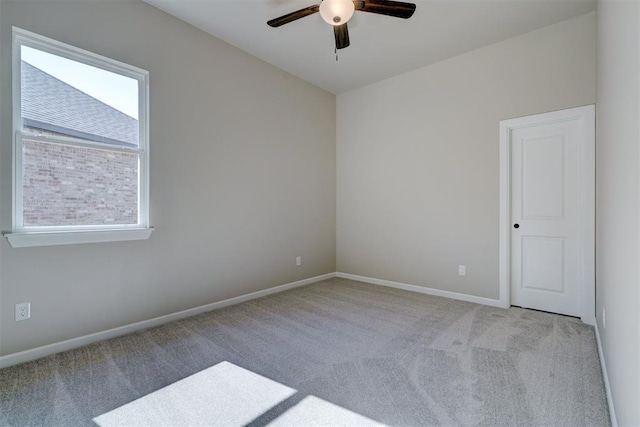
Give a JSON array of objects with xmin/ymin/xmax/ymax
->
[
  {"xmin": 0, "ymin": 272, "xmax": 336, "ymax": 369},
  {"xmin": 594, "ymin": 324, "xmax": 618, "ymax": 427},
  {"xmin": 335, "ymin": 272, "xmax": 503, "ymax": 308}
]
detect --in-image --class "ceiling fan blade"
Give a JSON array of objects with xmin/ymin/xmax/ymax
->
[
  {"xmin": 354, "ymin": 0, "xmax": 416, "ymax": 19},
  {"xmin": 267, "ymin": 5, "xmax": 320, "ymax": 27},
  {"xmin": 334, "ymin": 23, "xmax": 350, "ymax": 49}
]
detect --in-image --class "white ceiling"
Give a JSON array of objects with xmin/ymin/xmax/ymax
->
[{"xmin": 143, "ymin": 0, "xmax": 596, "ymax": 94}]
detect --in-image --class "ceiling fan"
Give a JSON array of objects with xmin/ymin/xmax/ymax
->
[{"xmin": 267, "ymin": 0, "xmax": 416, "ymax": 51}]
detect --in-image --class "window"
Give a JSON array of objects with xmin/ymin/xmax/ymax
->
[{"xmin": 5, "ymin": 28, "xmax": 152, "ymax": 248}]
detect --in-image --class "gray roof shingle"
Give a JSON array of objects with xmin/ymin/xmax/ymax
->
[{"xmin": 21, "ymin": 61, "xmax": 138, "ymax": 147}]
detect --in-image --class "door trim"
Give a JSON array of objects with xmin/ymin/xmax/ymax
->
[{"xmin": 499, "ymin": 105, "xmax": 595, "ymax": 325}]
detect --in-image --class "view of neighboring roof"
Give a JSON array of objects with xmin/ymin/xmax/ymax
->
[{"xmin": 21, "ymin": 61, "xmax": 138, "ymax": 147}]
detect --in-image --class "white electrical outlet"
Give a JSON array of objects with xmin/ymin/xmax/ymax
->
[
  {"xmin": 296, "ymin": 256, "xmax": 302, "ymax": 266},
  {"xmin": 15, "ymin": 302, "xmax": 30, "ymax": 321},
  {"xmin": 458, "ymin": 265, "xmax": 466, "ymax": 276},
  {"xmin": 602, "ymin": 308, "xmax": 606, "ymax": 329}
]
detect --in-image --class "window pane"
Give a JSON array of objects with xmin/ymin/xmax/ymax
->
[
  {"xmin": 21, "ymin": 46, "xmax": 139, "ymax": 147},
  {"xmin": 22, "ymin": 139, "xmax": 139, "ymax": 227}
]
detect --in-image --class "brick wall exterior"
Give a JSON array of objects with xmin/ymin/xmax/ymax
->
[{"xmin": 22, "ymin": 139, "xmax": 138, "ymax": 226}]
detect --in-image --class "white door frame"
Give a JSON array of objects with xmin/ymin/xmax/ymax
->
[{"xmin": 499, "ymin": 105, "xmax": 595, "ymax": 325}]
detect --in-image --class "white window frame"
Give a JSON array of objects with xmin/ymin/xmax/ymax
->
[{"xmin": 4, "ymin": 28, "xmax": 152, "ymax": 248}]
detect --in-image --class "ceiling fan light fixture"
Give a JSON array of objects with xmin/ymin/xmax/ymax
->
[{"xmin": 319, "ymin": 0, "xmax": 355, "ymax": 25}]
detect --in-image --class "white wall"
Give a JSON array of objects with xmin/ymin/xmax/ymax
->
[
  {"xmin": 596, "ymin": 0, "xmax": 640, "ymax": 424},
  {"xmin": 0, "ymin": 0, "xmax": 336, "ymax": 356},
  {"xmin": 337, "ymin": 12, "xmax": 596, "ymax": 300}
]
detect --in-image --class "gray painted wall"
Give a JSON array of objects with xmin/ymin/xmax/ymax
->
[
  {"xmin": 337, "ymin": 12, "xmax": 596, "ymax": 300},
  {"xmin": 595, "ymin": 1, "xmax": 640, "ymax": 424},
  {"xmin": 0, "ymin": 0, "xmax": 336, "ymax": 356}
]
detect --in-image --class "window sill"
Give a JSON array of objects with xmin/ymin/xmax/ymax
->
[{"xmin": 3, "ymin": 227, "xmax": 154, "ymax": 248}]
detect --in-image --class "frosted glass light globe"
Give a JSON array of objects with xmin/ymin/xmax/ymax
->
[{"xmin": 319, "ymin": 0, "xmax": 355, "ymax": 26}]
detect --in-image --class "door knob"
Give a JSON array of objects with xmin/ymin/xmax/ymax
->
[{"xmin": 513, "ymin": 224, "xmax": 520, "ymax": 229}]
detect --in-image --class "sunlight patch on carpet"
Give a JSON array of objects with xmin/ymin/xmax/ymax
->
[
  {"xmin": 93, "ymin": 361, "xmax": 296, "ymax": 426},
  {"xmin": 268, "ymin": 396, "xmax": 386, "ymax": 427}
]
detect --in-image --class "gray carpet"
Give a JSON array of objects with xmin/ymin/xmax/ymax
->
[{"xmin": 0, "ymin": 278, "xmax": 610, "ymax": 426}]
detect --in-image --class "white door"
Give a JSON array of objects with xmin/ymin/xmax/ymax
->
[{"xmin": 500, "ymin": 106, "xmax": 594, "ymax": 321}]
